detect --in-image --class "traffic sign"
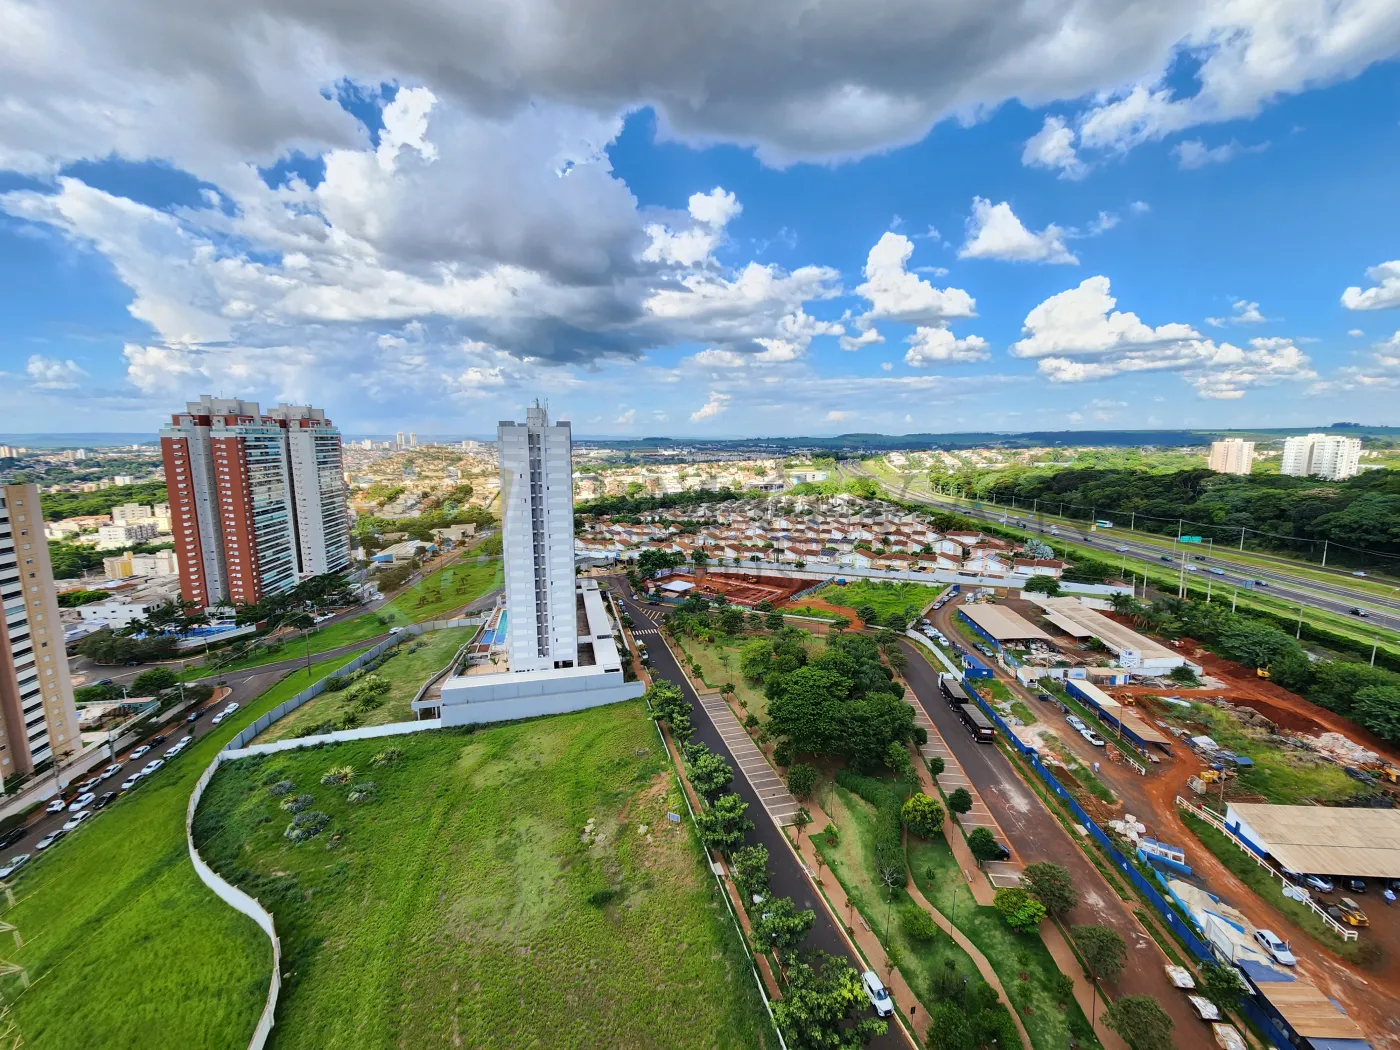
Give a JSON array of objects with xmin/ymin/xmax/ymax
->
[{"xmin": 1180, "ymin": 536, "xmax": 1203, "ymax": 544}]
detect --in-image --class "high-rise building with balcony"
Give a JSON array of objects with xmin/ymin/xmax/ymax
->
[
  {"xmin": 1207, "ymin": 438, "xmax": 1256, "ymax": 475},
  {"xmin": 498, "ymin": 402, "xmax": 577, "ymax": 672},
  {"xmin": 0, "ymin": 485, "xmax": 81, "ymax": 780},
  {"xmin": 161, "ymin": 396, "xmax": 349, "ymax": 608},
  {"xmin": 1280, "ymin": 434, "xmax": 1363, "ymax": 480}
]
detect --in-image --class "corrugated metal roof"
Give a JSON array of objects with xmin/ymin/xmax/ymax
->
[
  {"xmin": 959, "ymin": 604, "xmax": 1053, "ymax": 642},
  {"xmin": 1044, "ymin": 610, "xmax": 1094, "ymax": 637},
  {"xmin": 1230, "ymin": 803, "xmax": 1400, "ymax": 879}
]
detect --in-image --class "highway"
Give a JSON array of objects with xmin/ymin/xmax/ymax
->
[
  {"xmin": 844, "ymin": 462, "xmax": 1400, "ymax": 634},
  {"xmin": 605, "ymin": 581, "xmax": 903, "ymax": 1049}
]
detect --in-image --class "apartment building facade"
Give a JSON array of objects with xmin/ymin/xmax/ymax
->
[
  {"xmin": 0, "ymin": 485, "xmax": 82, "ymax": 780},
  {"xmin": 1280, "ymin": 433, "xmax": 1363, "ymax": 481},
  {"xmin": 267, "ymin": 404, "xmax": 351, "ymax": 578},
  {"xmin": 161, "ymin": 396, "xmax": 349, "ymax": 609},
  {"xmin": 499, "ymin": 403, "xmax": 577, "ymax": 672},
  {"xmin": 1207, "ymin": 438, "xmax": 1256, "ymax": 476}
]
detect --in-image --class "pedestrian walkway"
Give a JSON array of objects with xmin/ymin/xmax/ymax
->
[
  {"xmin": 902, "ymin": 690, "xmax": 1021, "ymax": 888},
  {"xmin": 695, "ymin": 692, "xmax": 802, "ymax": 825}
]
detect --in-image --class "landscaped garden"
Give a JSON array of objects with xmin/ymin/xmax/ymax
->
[
  {"xmin": 818, "ymin": 579, "xmax": 944, "ymax": 627},
  {"xmin": 0, "ymin": 656, "xmax": 364, "ymax": 1050},
  {"xmin": 258, "ymin": 626, "xmax": 476, "ymax": 741},
  {"xmin": 194, "ymin": 701, "xmax": 777, "ymax": 1049}
]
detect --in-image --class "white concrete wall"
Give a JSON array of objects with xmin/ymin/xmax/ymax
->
[{"xmin": 436, "ymin": 679, "xmax": 644, "ymax": 727}]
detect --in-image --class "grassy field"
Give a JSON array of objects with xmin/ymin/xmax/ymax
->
[
  {"xmin": 194, "ymin": 702, "xmax": 776, "ymax": 1050},
  {"xmin": 817, "ymin": 785, "xmax": 1098, "ymax": 1050},
  {"xmin": 823, "ymin": 580, "xmax": 944, "ymax": 625},
  {"xmin": 259, "ymin": 627, "xmax": 476, "ymax": 742},
  {"xmin": 0, "ymin": 656, "xmax": 364, "ymax": 1050},
  {"xmin": 195, "ymin": 555, "xmax": 502, "ymax": 679},
  {"xmin": 781, "ymin": 605, "xmax": 843, "ymax": 622}
]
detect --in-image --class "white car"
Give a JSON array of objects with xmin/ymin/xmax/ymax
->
[
  {"xmin": 0, "ymin": 854, "xmax": 29, "ymax": 879},
  {"xmin": 1080, "ymin": 729, "xmax": 1106, "ymax": 748},
  {"xmin": 68, "ymin": 792, "xmax": 96, "ymax": 813},
  {"xmin": 35, "ymin": 831, "xmax": 64, "ymax": 851},
  {"xmin": 45, "ymin": 797, "xmax": 67, "ymax": 814},
  {"xmin": 98, "ymin": 764, "xmax": 122, "ymax": 781},
  {"xmin": 1115, "ymin": 545, "xmax": 1129, "ymax": 552},
  {"xmin": 1254, "ymin": 929, "xmax": 1296, "ymax": 966},
  {"xmin": 1066, "ymin": 715, "xmax": 1086, "ymax": 731},
  {"xmin": 60, "ymin": 811, "xmax": 92, "ymax": 833},
  {"xmin": 165, "ymin": 742, "xmax": 187, "ymax": 759},
  {"xmin": 861, "ymin": 970, "xmax": 894, "ymax": 1018},
  {"xmin": 140, "ymin": 759, "xmax": 165, "ymax": 776},
  {"xmin": 211, "ymin": 712, "xmax": 227, "ymax": 725},
  {"xmin": 223, "ymin": 702, "xmax": 240, "ymax": 715},
  {"xmin": 119, "ymin": 775, "xmax": 142, "ymax": 791},
  {"xmin": 129, "ymin": 745, "xmax": 151, "ymax": 762}
]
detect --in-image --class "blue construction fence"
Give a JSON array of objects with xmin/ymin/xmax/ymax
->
[{"xmin": 958, "ymin": 675, "xmax": 1297, "ymax": 1049}]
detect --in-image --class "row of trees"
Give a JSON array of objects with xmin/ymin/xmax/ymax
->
[
  {"xmin": 929, "ymin": 463, "xmax": 1400, "ymax": 567},
  {"xmin": 1111, "ymin": 592, "xmax": 1400, "ymax": 744}
]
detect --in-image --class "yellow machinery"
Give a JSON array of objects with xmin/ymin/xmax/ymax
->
[
  {"xmin": 1256, "ymin": 667, "xmax": 1271, "ymax": 679},
  {"xmin": 1198, "ymin": 769, "xmax": 1222, "ymax": 784},
  {"xmin": 1334, "ymin": 898, "xmax": 1369, "ymax": 927}
]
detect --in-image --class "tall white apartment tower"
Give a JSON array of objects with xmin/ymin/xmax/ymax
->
[
  {"xmin": 1208, "ymin": 438, "xmax": 1256, "ymax": 475},
  {"xmin": 499, "ymin": 402, "xmax": 577, "ymax": 672},
  {"xmin": 1281, "ymin": 434, "xmax": 1363, "ymax": 480},
  {"xmin": 267, "ymin": 404, "xmax": 352, "ymax": 577}
]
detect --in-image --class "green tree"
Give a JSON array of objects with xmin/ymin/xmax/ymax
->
[
  {"xmin": 787, "ymin": 762, "xmax": 818, "ymax": 798},
  {"xmin": 1354, "ymin": 685, "xmax": 1400, "ymax": 742},
  {"xmin": 684, "ymin": 744, "xmax": 734, "ymax": 802},
  {"xmin": 1104, "ymin": 995, "xmax": 1174, "ymax": 1050},
  {"xmin": 829, "ymin": 616, "xmax": 851, "ymax": 632},
  {"xmin": 766, "ymin": 609, "xmax": 785, "ymax": 630},
  {"xmin": 130, "ymin": 667, "xmax": 178, "ymax": 695},
  {"xmin": 774, "ymin": 951, "xmax": 888, "ymax": 1050},
  {"xmin": 739, "ymin": 638, "xmax": 774, "ymax": 681},
  {"xmin": 925, "ymin": 755, "xmax": 945, "ymax": 778},
  {"xmin": 947, "ymin": 787, "xmax": 973, "ymax": 815},
  {"xmin": 925, "ymin": 1003, "xmax": 973, "ymax": 1050},
  {"xmin": 856, "ymin": 604, "xmax": 878, "ymax": 625},
  {"xmin": 901, "ymin": 792, "xmax": 944, "ymax": 837},
  {"xmin": 900, "ymin": 905, "xmax": 938, "ymax": 943},
  {"xmin": 993, "ymin": 887, "xmax": 1047, "ymax": 933},
  {"xmin": 1200, "ymin": 962, "xmax": 1245, "ymax": 1012},
  {"xmin": 695, "ymin": 793, "xmax": 753, "ymax": 854},
  {"xmin": 731, "ymin": 844, "xmax": 770, "ymax": 898},
  {"xmin": 1023, "ymin": 575, "xmax": 1061, "ymax": 596},
  {"xmin": 1020, "ymin": 861, "xmax": 1078, "ymax": 917},
  {"xmin": 966, "ymin": 827, "xmax": 1001, "ymax": 864},
  {"xmin": 1073, "ymin": 924, "xmax": 1127, "ymax": 984},
  {"xmin": 720, "ymin": 607, "xmax": 747, "ymax": 635},
  {"xmin": 754, "ymin": 895, "xmax": 816, "ymax": 953}
]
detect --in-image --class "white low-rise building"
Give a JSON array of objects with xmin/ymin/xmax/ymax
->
[{"xmin": 78, "ymin": 598, "xmax": 154, "ymax": 629}]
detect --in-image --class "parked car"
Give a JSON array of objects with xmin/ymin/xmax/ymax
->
[
  {"xmin": 981, "ymin": 839, "xmax": 1012, "ymax": 861},
  {"xmin": 149, "ymin": 734, "xmax": 166, "ymax": 746},
  {"xmin": 0, "ymin": 855, "xmax": 29, "ymax": 879},
  {"xmin": 76, "ymin": 776, "xmax": 102, "ymax": 793},
  {"xmin": 68, "ymin": 792, "xmax": 96, "ymax": 813},
  {"xmin": 129, "ymin": 745, "xmax": 151, "ymax": 761},
  {"xmin": 60, "ymin": 811, "xmax": 92, "ymax": 833},
  {"xmin": 140, "ymin": 759, "xmax": 165, "ymax": 776},
  {"xmin": 1066, "ymin": 715, "xmax": 1086, "ymax": 731},
  {"xmin": 94, "ymin": 792, "xmax": 117, "ymax": 810},
  {"xmin": 211, "ymin": 712, "xmax": 227, "ymax": 726},
  {"xmin": 119, "ymin": 775, "xmax": 142, "ymax": 792},
  {"xmin": 0, "ymin": 828, "xmax": 24, "ymax": 850},
  {"xmin": 1301, "ymin": 874, "xmax": 1334, "ymax": 894},
  {"xmin": 1081, "ymin": 730, "xmax": 1106, "ymax": 748},
  {"xmin": 1037, "ymin": 692, "xmax": 1055, "ymax": 703},
  {"xmin": 861, "ymin": 970, "xmax": 895, "ymax": 1018},
  {"xmin": 186, "ymin": 709, "xmax": 204, "ymax": 724},
  {"xmin": 35, "ymin": 830, "xmax": 65, "ymax": 851},
  {"xmin": 223, "ymin": 702, "xmax": 240, "ymax": 715},
  {"xmin": 45, "ymin": 798, "xmax": 67, "ymax": 815},
  {"xmin": 98, "ymin": 763, "xmax": 122, "ymax": 780},
  {"xmin": 1346, "ymin": 877, "xmax": 1367, "ymax": 893},
  {"xmin": 1254, "ymin": 929, "xmax": 1296, "ymax": 966}
]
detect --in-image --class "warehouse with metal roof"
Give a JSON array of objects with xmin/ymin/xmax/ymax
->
[
  {"xmin": 1030, "ymin": 596, "xmax": 1187, "ymax": 671},
  {"xmin": 1226, "ymin": 803, "xmax": 1400, "ymax": 879},
  {"xmin": 959, "ymin": 603, "xmax": 1054, "ymax": 643}
]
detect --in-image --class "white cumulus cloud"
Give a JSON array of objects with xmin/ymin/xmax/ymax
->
[
  {"xmin": 26, "ymin": 355, "xmax": 88, "ymax": 389},
  {"xmin": 855, "ymin": 232, "xmax": 975, "ymax": 324},
  {"xmin": 958, "ymin": 199, "xmax": 1076, "ymax": 264},
  {"xmin": 691, "ymin": 391, "xmax": 731, "ymax": 421},
  {"xmin": 904, "ymin": 327, "xmax": 990, "ymax": 366},
  {"xmin": 1342, "ymin": 261, "xmax": 1400, "ymax": 311},
  {"xmin": 1021, "ymin": 116, "xmax": 1087, "ymax": 179}
]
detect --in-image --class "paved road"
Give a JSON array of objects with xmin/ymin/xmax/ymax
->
[
  {"xmin": 608, "ymin": 585, "xmax": 902, "ymax": 1050},
  {"xmin": 845, "ymin": 463, "xmax": 1400, "ymax": 632},
  {"xmin": 901, "ymin": 638, "xmax": 1201, "ymax": 1041}
]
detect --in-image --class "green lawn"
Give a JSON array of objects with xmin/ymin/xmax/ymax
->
[
  {"xmin": 781, "ymin": 605, "xmax": 844, "ymax": 622},
  {"xmin": 823, "ymin": 580, "xmax": 943, "ymax": 626},
  {"xmin": 194, "ymin": 702, "xmax": 776, "ymax": 1050},
  {"xmin": 675, "ymin": 631, "xmax": 825, "ymax": 722},
  {"xmin": 907, "ymin": 830, "xmax": 1101, "ymax": 1050},
  {"xmin": 1, "ymin": 655, "xmax": 365, "ymax": 1050},
  {"xmin": 193, "ymin": 556, "xmax": 502, "ymax": 680},
  {"xmin": 259, "ymin": 627, "xmax": 475, "ymax": 741},
  {"xmin": 816, "ymin": 784, "xmax": 1097, "ymax": 1050}
]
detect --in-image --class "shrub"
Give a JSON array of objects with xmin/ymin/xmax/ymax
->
[
  {"xmin": 900, "ymin": 905, "xmax": 939, "ymax": 943},
  {"xmin": 266, "ymin": 780, "xmax": 295, "ymax": 797},
  {"xmin": 926, "ymin": 755, "xmax": 945, "ymax": 778},
  {"xmin": 321, "ymin": 765, "xmax": 354, "ymax": 785},
  {"xmin": 773, "ymin": 739, "xmax": 795, "ymax": 767},
  {"xmin": 347, "ymin": 781, "xmax": 378, "ymax": 804},
  {"xmin": 279, "ymin": 793, "xmax": 315, "ymax": 813},
  {"xmin": 993, "ymin": 887, "xmax": 1047, "ymax": 933},
  {"xmin": 835, "ymin": 772, "xmax": 905, "ymax": 890},
  {"xmin": 947, "ymin": 787, "xmax": 973, "ymax": 815},
  {"xmin": 821, "ymin": 823, "xmax": 839, "ymax": 846},
  {"xmin": 284, "ymin": 810, "xmax": 331, "ymax": 843},
  {"xmin": 1021, "ymin": 861, "xmax": 1078, "ymax": 916},
  {"xmin": 370, "ymin": 748, "xmax": 402, "ymax": 767},
  {"xmin": 323, "ymin": 676, "xmax": 349, "ymax": 692}
]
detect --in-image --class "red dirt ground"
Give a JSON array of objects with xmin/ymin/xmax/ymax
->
[{"xmin": 659, "ymin": 570, "xmax": 818, "ymax": 608}]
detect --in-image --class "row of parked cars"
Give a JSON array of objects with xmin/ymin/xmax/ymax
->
[
  {"xmin": 2, "ymin": 698, "xmax": 244, "ymax": 877},
  {"xmin": 1064, "ymin": 713, "xmax": 1106, "ymax": 748}
]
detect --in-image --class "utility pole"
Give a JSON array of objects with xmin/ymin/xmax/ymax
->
[
  {"xmin": 1232, "ymin": 589, "xmax": 1238, "ymax": 612},
  {"xmin": 1321, "ymin": 539, "xmax": 1329, "ymax": 568},
  {"xmin": 1373, "ymin": 638, "xmax": 1380, "ymax": 668},
  {"xmin": 1206, "ymin": 578, "xmax": 1212, "ymax": 603},
  {"xmin": 1130, "ymin": 511, "xmax": 1135, "ymax": 531},
  {"xmin": 1239, "ymin": 527, "xmax": 1246, "ymax": 552},
  {"xmin": 1296, "ymin": 605, "xmax": 1304, "ymax": 640}
]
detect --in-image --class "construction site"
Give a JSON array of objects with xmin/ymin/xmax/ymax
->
[
  {"xmin": 920, "ymin": 585, "xmax": 1400, "ymax": 1049},
  {"xmin": 649, "ymin": 569, "xmax": 818, "ymax": 608}
]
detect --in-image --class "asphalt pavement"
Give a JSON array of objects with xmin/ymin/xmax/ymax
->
[{"xmin": 607, "ymin": 584, "xmax": 903, "ymax": 1050}]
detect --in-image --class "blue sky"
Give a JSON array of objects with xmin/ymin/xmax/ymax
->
[{"xmin": 2, "ymin": 1, "xmax": 1399, "ymax": 437}]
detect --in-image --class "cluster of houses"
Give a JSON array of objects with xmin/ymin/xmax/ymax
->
[{"xmin": 575, "ymin": 496, "xmax": 1066, "ymax": 580}]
